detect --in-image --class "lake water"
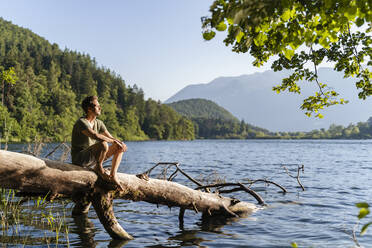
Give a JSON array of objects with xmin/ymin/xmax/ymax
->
[{"xmin": 4, "ymin": 139, "xmax": 372, "ymax": 247}]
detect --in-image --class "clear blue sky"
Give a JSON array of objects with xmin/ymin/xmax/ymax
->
[{"xmin": 0, "ymin": 0, "xmax": 271, "ymax": 101}]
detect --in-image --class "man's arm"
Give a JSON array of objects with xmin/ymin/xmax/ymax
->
[
  {"xmin": 82, "ymin": 128, "xmax": 127, "ymax": 152},
  {"xmin": 102, "ymin": 130, "xmax": 127, "ymax": 152},
  {"xmin": 81, "ymin": 128, "xmax": 115, "ymax": 143}
]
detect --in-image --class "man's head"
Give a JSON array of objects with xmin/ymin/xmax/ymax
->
[{"xmin": 82, "ymin": 96, "xmax": 101, "ymax": 115}]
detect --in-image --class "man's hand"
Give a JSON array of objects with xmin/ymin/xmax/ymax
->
[{"xmin": 114, "ymin": 140, "xmax": 127, "ymax": 152}]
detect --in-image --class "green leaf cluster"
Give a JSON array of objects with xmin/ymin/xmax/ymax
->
[
  {"xmin": 202, "ymin": 0, "xmax": 371, "ymax": 117},
  {"xmin": 356, "ymin": 202, "xmax": 371, "ymax": 235},
  {"xmin": 0, "ymin": 18, "xmax": 194, "ymax": 142}
]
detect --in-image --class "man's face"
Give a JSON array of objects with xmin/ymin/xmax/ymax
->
[{"xmin": 90, "ymin": 99, "xmax": 101, "ymax": 116}]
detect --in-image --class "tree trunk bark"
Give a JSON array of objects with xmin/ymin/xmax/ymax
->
[{"xmin": 0, "ymin": 150, "xmax": 257, "ymax": 240}]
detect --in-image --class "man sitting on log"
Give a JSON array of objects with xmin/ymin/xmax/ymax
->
[{"xmin": 71, "ymin": 95, "xmax": 126, "ymax": 190}]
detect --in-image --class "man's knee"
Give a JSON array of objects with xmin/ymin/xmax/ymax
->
[{"xmin": 113, "ymin": 142, "xmax": 125, "ymax": 154}]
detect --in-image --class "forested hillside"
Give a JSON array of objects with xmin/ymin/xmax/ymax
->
[
  {"xmin": 167, "ymin": 98, "xmax": 274, "ymax": 139},
  {"xmin": 168, "ymin": 98, "xmax": 372, "ymax": 139},
  {"xmin": 167, "ymin": 99, "xmax": 238, "ymax": 121},
  {"xmin": 0, "ymin": 18, "xmax": 194, "ymax": 142}
]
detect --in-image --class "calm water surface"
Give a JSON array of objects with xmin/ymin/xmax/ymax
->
[{"xmin": 5, "ymin": 139, "xmax": 372, "ymax": 247}]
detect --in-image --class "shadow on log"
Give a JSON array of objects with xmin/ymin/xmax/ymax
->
[{"xmin": 0, "ymin": 150, "xmax": 258, "ymax": 240}]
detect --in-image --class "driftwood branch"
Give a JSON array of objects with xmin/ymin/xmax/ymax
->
[
  {"xmin": 144, "ymin": 163, "xmax": 289, "ymax": 206},
  {"xmin": 195, "ymin": 182, "xmax": 266, "ymax": 205},
  {"xmin": 283, "ymin": 164, "xmax": 305, "ymax": 191},
  {"xmin": 45, "ymin": 142, "xmax": 70, "ymax": 160},
  {"xmin": 0, "ymin": 150, "xmax": 257, "ymax": 240},
  {"xmin": 243, "ymin": 179, "xmax": 287, "ymax": 193},
  {"xmin": 144, "ymin": 162, "xmax": 205, "ymax": 187}
]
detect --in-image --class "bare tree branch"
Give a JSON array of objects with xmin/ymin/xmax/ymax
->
[{"xmin": 282, "ymin": 164, "xmax": 305, "ymax": 191}]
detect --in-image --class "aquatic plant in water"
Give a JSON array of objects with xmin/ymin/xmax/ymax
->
[{"xmin": 0, "ymin": 188, "xmax": 70, "ymax": 247}]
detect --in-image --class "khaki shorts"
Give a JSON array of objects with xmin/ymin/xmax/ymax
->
[{"xmin": 73, "ymin": 145, "xmax": 98, "ymax": 167}]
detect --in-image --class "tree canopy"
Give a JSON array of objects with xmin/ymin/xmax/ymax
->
[
  {"xmin": 202, "ymin": 0, "xmax": 371, "ymax": 118},
  {"xmin": 167, "ymin": 98, "xmax": 239, "ymax": 121}
]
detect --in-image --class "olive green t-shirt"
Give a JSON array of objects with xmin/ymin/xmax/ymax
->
[{"xmin": 71, "ymin": 117, "xmax": 107, "ymax": 163}]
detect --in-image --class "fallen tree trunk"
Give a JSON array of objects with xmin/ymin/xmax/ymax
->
[{"xmin": 0, "ymin": 150, "xmax": 257, "ymax": 240}]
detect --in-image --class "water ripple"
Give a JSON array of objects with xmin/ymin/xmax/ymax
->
[{"xmin": 5, "ymin": 140, "xmax": 372, "ymax": 247}]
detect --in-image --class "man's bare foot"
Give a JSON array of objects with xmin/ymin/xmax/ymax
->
[
  {"xmin": 93, "ymin": 166, "xmax": 111, "ymax": 181},
  {"xmin": 136, "ymin": 173, "xmax": 149, "ymax": 181},
  {"xmin": 110, "ymin": 175, "xmax": 124, "ymax": 191}
]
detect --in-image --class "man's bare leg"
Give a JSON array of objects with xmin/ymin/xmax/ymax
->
[
  {"xmin": 110, "ymin": 152, "xmax": 124, "ymax": 190},
  {"xmin": 93, "ymin": 142, "xmax": 111, "ymax": 181},
  {"xmin": 105, "ymin": 143, "xmax": 125, "ymax": 191}
]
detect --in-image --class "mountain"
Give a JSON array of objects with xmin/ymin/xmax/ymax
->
[
  {"xmin": 0, "ymin": 18, "xmax": 194, "ymax": 141},
  {"xmin": 165, "ymin": 69, "xmax": 372, "ymax": 132}
]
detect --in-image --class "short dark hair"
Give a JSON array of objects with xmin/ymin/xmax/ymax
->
[{"xmin": 82, "ymin": 96, "xmax": 98, "ymax": 113}]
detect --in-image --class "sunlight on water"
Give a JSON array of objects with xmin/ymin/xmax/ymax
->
[{"xmin": 4, "ymin": 139, "xmax": 372, "ymax": 247}]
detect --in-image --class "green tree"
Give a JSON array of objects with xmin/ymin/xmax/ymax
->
[
  {"xmin": 0, "ymin": 104, "xmax": 20, "ymax": 143},
  {"xmin": 202, "ymin": 0, "xmax": 371, "ymax": 118},
  {"xmin": 0, "ymin": 67, "xmax": 17, "ymax": 106},
  {"xmin": 176, "ymin": 117, "xmax": 195, "ymax": 140}
]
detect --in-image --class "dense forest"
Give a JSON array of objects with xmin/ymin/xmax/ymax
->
[
  {"xmin": 167, "ymin": 99, "xmax": 238, "ymax": 121},
  {"xmin": 168, "ymin": 99, "xmax": 372, "ymax": 139},
  {"xmin": 0, "ymin": 18, "xmax": 195, "ymax": 142},
  {"xmin": 282, "ymin": 120, "xmax": 372, "ymax": 139}
]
